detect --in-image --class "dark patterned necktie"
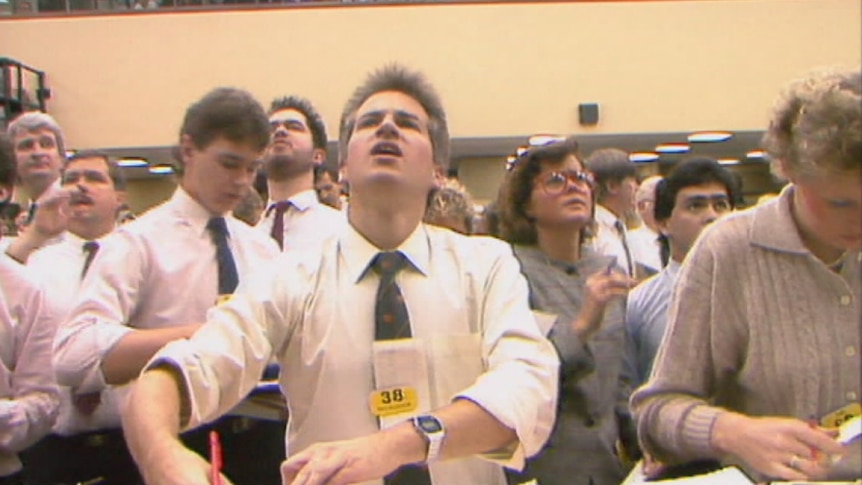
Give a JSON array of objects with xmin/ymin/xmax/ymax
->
[
  {"xmin": 81, "ymin": 241, "xmax": 100, "ymax": 279},
  {"xmin": 207, "ymin": 217, "xmax": 239, "ymax": 294},
  {"xmin": 614, "ymin": 220, "xmax": 635, "ymax": 278},
  {"xmin": 370, "ymin": 252, "xmax": 433, "ymax": 485},
  {"xmin": 267, "ymin": 201, "xmax": 292, "ymax": 250},
  {"xmin": 372, "ymin": 251, "xmax": 412, "ymax": 341}
]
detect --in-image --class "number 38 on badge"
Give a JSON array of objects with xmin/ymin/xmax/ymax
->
[{"xmin": 369, "ymin": 386, "xmax": 418, "ymax": 417}]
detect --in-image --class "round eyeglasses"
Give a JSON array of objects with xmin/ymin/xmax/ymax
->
[{"xmin": 537, "ymin": 170, "xmax": 594, "ymax": 195}]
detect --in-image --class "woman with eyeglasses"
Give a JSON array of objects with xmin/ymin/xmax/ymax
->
[
  {"xmin": 631, "ymin": 67, "xmax": 861, "ymax": 482},
  {"xmin": 497, "ymin": 137, "xmax": 639, "ymax": 485}
]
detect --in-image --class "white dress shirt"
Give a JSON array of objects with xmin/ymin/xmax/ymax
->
[
  {"xmin": 53, "ymin": 187, "xmax": 280, "ymax": 393},
  {"xmin": 0, "ymin": 254, "xmax": 60, "ymax": 477},
  {"xmin": 257, "ymin": 189, "xmax": 346, "ymax": 251},
  {"xmin": 628, "ymin": 225, "xmax": 662, "ymax": 273},
  {"xmin": 149, "ymin": 222, "xmax": 560, "ymax": 485},
  {"xmin": 590, "ymin": 205, "xmax": 635, "ymax": 276},
  {"xmin": 28, "ymin": 231, "xmax": 127, "ymax": 436}
]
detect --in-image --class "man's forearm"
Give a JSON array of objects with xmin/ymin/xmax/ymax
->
[
  {"xmin": 4, "ymin": 232, "xmax": 46, "ymax": 264},
  {"xmin": 382, "ymin": 398, "xmax": 518, "ymax": 467},
  {"xmin": 101, "ymin": 325, "xmax": 200, "ymax": 385},
  {"xmin": 122, "ymin": 366, "xmax": 188, "ymax": 472}
]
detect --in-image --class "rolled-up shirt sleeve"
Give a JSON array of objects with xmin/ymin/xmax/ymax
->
[
  {"xmin": 144, "ymin": 264, "xmax": 299, "ymax": 430},
  {"xmin": 453, "ymin": 243, "xmax": 560, "ymax": 470},
  {"xmin": 53, "ymin": 234, "xmax": 140, "ymax": 392},
  {"xmin": 0, "ymin": 257, "xmax": 60, "ymax": 453}
]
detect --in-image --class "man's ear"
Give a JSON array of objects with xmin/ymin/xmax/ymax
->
[
  {"xmin": 179, "ymin": 134, "xmax": 195, "ymax": 166},
  {"xmin": 656, "ymin": 218, "xmax": 670, "ymax": 237},
  {"xmin": 312, "ymin": 149, "xmax": 326, "ymax": 166},
  {"xmin": 605, "ymin": 179, "xmax": 621, "ymax": 196}
]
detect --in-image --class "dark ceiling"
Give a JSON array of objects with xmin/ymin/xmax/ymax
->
[{"xmin": 100, "ymin": 130, "xmax": 769, "ymax": 180}]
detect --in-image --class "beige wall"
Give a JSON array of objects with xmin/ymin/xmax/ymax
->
[
  {"xmin": 125, "ymin": 177, "xmax": 176, "ymax": 213},
  {"xmin": 1, "ymin": 0, "xmax": 860, "ymax": 151}
]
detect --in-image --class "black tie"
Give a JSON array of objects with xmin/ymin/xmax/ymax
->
[
  {"xmin": 267, "ymin": 201, "xmax": 292, "ymax": 250},
  {"xmin": 614, "ymin": 220, "xmax": 635, "ymax": 278},
  {"xmin": 207, "ymin": 217, "xmax": 239, "ymax": 294},
  {"xmin": 370, "ymin": 252, "xmax": 433, "ymax": 485},
  {"xmin": 26, "ymin": 203, "xmax": 37, "ymax": 225},
  {"xmin": 81, "ymin": 241, "xmax": 100, "ymax": 279}
]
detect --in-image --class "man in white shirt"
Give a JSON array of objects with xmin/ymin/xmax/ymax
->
[
  {"xmin": 7, "ymin": 112, "xmax": 65, "ymax": 225},
  {"xmin": 585, "ymin": 148, "xmax": 642, "ymax": 278},
  {"xmin": 53, "ymin": 88, "xmax": 283, "ymax": 484},
  {"xmin": 258, "ymin": 95, "xmax": 344, "ymax": 251},
  {"xmin": 122, "ymin": 64, "xmax": 559, "ymax": 485},
  {"xmin": 625, "ymin": 157, "xmax": 737, "ymax": 386},
  {"xmin": 17, "ymin": 150, "xmax": 144, "ymax": 484},
  {"xmin": 628, "ymin": 175, "xmax": 663, "ymax": 273},
  {"xmin": 0, "ymin": 131, "xmax": 59, "ymax": 485}
]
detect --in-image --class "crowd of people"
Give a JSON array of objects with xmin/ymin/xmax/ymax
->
[{"xmin": 0, "ymin": 63, "xmax": 858, "ymax": 485}]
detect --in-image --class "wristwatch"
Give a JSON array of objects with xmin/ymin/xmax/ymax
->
[{"xmin": 411, "ymin": 414, "xmax": 446, "ymax": 462}]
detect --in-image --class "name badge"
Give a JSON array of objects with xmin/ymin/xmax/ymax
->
[
  {"xmin": 369, "ymin": 386, "xmax": 418, "ymax": 417},
  {"xmin": 820, "ymin": 402, "xmax": 861, "ymax": 428}
]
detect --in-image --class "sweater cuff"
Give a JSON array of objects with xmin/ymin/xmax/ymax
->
[{"xmin": 679, "ymin": 405, "xmax": 723, "ymax": 459}]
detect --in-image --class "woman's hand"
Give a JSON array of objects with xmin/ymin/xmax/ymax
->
[
  {"xmin": 572, "ymin": 264, "xmax": 636, "ymax": 340},
  {"xmin": 711, "ymin": 412, "xmax": 843, "ymax": 481}
]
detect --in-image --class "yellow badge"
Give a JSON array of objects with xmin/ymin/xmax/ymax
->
[
  {"xmin": 369, "ymin": 387, "xmax": 418, "ymax": 417},
  {"xmin": 820, "ymin": 402, "xmax": 861, "ymax": 428},
  {"xmin": 216, "ymin": 294, "xmax": 233, "ymax": 306}
]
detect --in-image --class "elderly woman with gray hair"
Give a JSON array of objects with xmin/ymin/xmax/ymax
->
[
  {"xmin": 631, "ymin": 67, "xmax": 861, "ymax": 482},
  {"xmin": 497, "ymin": 137, "xmax": 639, "ymax": 485}
]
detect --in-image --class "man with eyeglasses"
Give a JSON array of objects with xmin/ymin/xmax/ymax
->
[
  {"xmin": 625, "ymin": 157, "xmax": 738, "ymax": 387},
  {"xmin": 628, "ymin": 175, "xmax": 664, "ymax": 274},
  {"xmin": 258, "ymin": 96, "xmax": 345, "ymax": 252}
]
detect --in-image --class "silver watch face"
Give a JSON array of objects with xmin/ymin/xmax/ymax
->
[{"xmin": 416, "ymin": 415, "xmax": 443, "ymax": 433}]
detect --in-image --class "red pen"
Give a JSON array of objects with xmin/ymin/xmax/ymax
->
[
  {"xmin": 808, "ymin": 416, "xmax": 821, "ymax": 461},
  {"xmin": 210, "ymin": 430, "xmax": 222, "ymax": 485}
]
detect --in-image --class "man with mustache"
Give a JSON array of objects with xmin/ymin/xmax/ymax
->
[
  {"xmin": 258, "ymin": 96, "xmax": 344, "ymax": 252},
  {"xmin": 121, "ymin": 65, "xmax": 559, "ymax": 485},
  {"xmin": 7, "ymin": 112, "xmax": 65, "ymax": 225},
  {"xmin": 53, "ymin": 88, "xmax": 283, "ymax": 484},
  {"xmin": 10, "ymin": 150, "xmax": 145, "ymax": 484}
]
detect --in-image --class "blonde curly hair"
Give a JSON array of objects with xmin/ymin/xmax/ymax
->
[{"xmin": 763, "ymin": 66, "xmax": 861, "ymax": 180}]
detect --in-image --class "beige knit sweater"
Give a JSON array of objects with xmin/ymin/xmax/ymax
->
[{"xmin": 631, "ymin": 185, "xmax": 861, "ymax": 477}]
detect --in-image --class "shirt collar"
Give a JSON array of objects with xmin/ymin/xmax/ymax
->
[
  {"xmin": 169, "ymin": 186, "xmax": 220, "ymax": 237},
  {"xmin": 341, "ymin": 221, "xmax": 431, "ymax": 284},
  {"xmin": 749, "ymin": 184, "xmax": 809, "ymax": 255},
  {"xmin": 594, "ymin": 205, "xmax": 620, "ymax": 228},
  {"xmin": 266, "ymin": 189, "xmax": 320, "ymax": 214}
]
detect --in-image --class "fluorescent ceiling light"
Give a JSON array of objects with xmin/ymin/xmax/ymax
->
[
  {"xmin": 515, "ymin": 145, "xmax": 529, "ymax": 157},
  {"xmin": 746, "ymin": 149, "xmax": 766, "ymax": 159},
  {"xmin": 629, "ymin": 152, "xmax": 660, "ymax": 163},
  {"xmin": 118, "ymin": 158, "xmax": 148, "ymax": 168},
  {"xmin": 718, "ymin": 158, "xmax": 740, "ymax": 165},
  {"xmin": 506, "ymin": 155, "xmax": 517, "ymax": 163},
  {"xmin": 528, "ymin": 134, "xmax": 566, "ymax": 147},
  {"xmin": 65, "ymin": 150, "xmax": 77, "ymax": 158},
  {"xmin": 688, "ymin": 131, "xmax": 733, "ymax": 143},
  {"xmin": 148, "ymin": 165, "xmax": 174, "ymax": 175},
  {"xmin": 655, "ymin": 143, "xmax": 689, "ymax": 154}
]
